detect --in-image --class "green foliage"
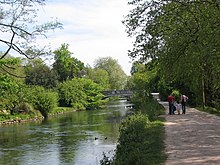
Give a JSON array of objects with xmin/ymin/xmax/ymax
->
[
  {"xmin": 0, "ymin": 75, "xmax": 23, "ymax": 114},
  {"xmin": 0, "ymin": 56, "xmax": 26, "ymax": 79},
  {"xmin": 50, "ymin": 107, "xmax": 75, "ymax": 114},
  {"xmin": 0, "ymin": 57, "xmax": 21, "ymax": 65},
  {"xmin": 53, "ymin": 44, "xmax": 85, "ymax": 82},
  {"xmin": 94, "ymin": 56, "xmax": 127, "ymax": 90},
  {"xmin": 123, "ymin": 0, "xmax": 220, "ymax": 108},
  {"xmin": 100, "ymin": 96, "xmax": 166, "ymax": 165},
  {"xmin": 113, "ymin": 113, "xmax": 165, "ymax": 165},
  {"xmin": 30, "ymin": 86, "xmax": 58, "ymax": 118},
  {"xmin": 132, "ymin": 94, "xmax": 165, "ymax": 121},
  {"xmin": 25, "ymin": 58, "xmax": 58, "ymax": 88},
  {"xmin": 80, "ymin": 78, "xmax": 106, "ymax": 110},
  {"xmin": 197, "ymin": 106, "xmax": 220, "ymax": 117},
  {"xmin": 15, "ymin": 102, "xmax": 34, "ymax": 114},
  {"xmin": 57, "ymin": 78, "xmax": 105, "ymax": 110},
  {"xmin": 57, "ymin": 78, "xmax": 87, "ymax": 109},
  {"xmin": 172, "ymin": 89, "xmax": 181, "ymax": 102},
  {"xmin": 86, "ymin": 68, "xmax": 111, "ymax": 90}
]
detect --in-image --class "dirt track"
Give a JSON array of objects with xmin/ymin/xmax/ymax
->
[{"xmin": 160, "ymin": 102, "xmax": 220, "ymax": 165}]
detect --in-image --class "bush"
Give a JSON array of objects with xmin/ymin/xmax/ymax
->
[
  {"xmin": 35, "ymin": 92, "xmax": 58, "ymax": 118},
  {"xmin": 57, "ymin": 78, "xmax": 87, "ymax": 109},
  {"xmin": 57, "ymin": 78, "xmax": 106, "ymax": 110},
  {"xmin": 30, "ymin": 86, "xmax": 58, "ymax": 118},
  {"xmin": 131, "ymin": 94, "xmax": 165, "ymax": 121},
  {"xmin": 172, "ymin": 89, "xmax": 181, "ymax": 102},
  {"xmin": 100, "ymin": 95, "xmax": 166, "ymax": 165},
  {"xmin": 113, "ymin": 113, "xmax": 165, "ymax": 165}
]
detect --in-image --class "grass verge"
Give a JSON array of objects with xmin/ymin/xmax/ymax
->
[{"xmin": 197, "ymin": 106, "xmax": 220, "ymax": 116}]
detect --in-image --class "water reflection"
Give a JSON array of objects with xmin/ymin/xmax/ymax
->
[{"xmin": 0, "ymin": 100, "xmax": 132, "ymax": 165}]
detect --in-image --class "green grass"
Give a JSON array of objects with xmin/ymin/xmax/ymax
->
[
  {"xmin": 197, "ymin": 106, "xmax": 220, "ymax": 116},
  {"xmin": 49, "ymin": 107, "xmax": 76, "ymax": 115}
]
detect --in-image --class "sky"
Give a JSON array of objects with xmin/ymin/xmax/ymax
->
[{"xmin": 38, "ymin": 0, "xmax": 134, "ymax": 75}]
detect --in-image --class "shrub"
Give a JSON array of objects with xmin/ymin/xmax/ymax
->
[
  {"xmin": 80, "ymin": 78, "xmax": 106, "ymax": 110},
  {"xmin": 114, "ymin": 114, "xmax": 150, "ymax": 164},
  {"xmin": 57, "ymin": 79, "xmax": 87, "ymax": 110},
  {"xmin": 100, "ymin": 96, "xmax": 166, "ymax": 165},
  {"xmin": 113, "ymin": 113, "xmax": 165, "ymax": 165},
  {"xmin": 35, "ymin": 92, "xmax": 57, "ymax": 118},
  {"xmin": 30, "ymin": 86, "xmax": 58, "ymax": 118},
  {"xmin": 172, "ymin": 89, "xmax": 181, "ymax": 102},
  {"xmin": 57, "ymin": 78, "xmax": 106, "ymax": 110},
  {"xmin": 131, "ymin": 94, "xmax": 165, "ymax": 121}
]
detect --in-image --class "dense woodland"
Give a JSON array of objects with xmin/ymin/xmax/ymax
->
[{"xmin": 124, "ymin": 0, "xmax": 220, "ymax": 110}]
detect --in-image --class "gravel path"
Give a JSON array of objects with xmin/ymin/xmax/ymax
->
[{"xmin": 160, "ymin": 102, "xmax": 220, "ymax": 165}]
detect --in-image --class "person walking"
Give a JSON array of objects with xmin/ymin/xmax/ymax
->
[
  {"xmin": 168, "ymin": 94, "xmax": 174, "ymax": 115},
  {"xmin": 181, "ymin": 94, "xmax": 188, "ymax": 114}
]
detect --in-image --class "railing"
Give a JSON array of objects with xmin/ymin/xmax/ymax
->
[
  {"xmin": 102, "ymin": 90, "xmax": 160, "ymax": 101},
  {"xmin": 102, "ymin": 90, "xmax": 133, "ymax": 97}
]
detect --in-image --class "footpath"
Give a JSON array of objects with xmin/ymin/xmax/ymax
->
[{"xmin": 160, "ymin": 102, "xmax": 220, "ymax": 165}]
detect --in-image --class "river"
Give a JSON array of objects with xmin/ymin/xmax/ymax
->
[{"xmin": 0, "ymin": 100, "xmax": 133, "ymax": 165}]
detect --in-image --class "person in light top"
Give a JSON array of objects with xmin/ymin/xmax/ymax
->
[{"xmin": 181, "ymin": 94, "xmax": 188, "ymax": 114}]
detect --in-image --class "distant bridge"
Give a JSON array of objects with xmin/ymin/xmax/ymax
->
[
  {"xmin": 102, "ymin": 90, "xmax": 160, "ymax": 101},
  {"xmin": 102, "ymin": 90, "xmax": 133, "ymax": 98}
]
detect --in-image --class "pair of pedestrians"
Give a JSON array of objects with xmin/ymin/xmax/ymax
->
[{"xmin": 168, "ymin": 94, "xmax": 188, "ymax": 115}]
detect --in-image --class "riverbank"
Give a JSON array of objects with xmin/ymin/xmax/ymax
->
[{"xmin": 0, "ymin": 107, "xmax": 77, "ymax": 126}]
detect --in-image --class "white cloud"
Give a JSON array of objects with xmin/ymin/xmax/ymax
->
[{"xmin": 38, "ymin": 0, "xmax": 133, "ymax": 75}]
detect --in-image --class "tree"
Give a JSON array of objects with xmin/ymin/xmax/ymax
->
[
  {"xmin": 0, "ymin": 74, "xmax": 30, "ymax": 114},
  {"xmin": 25, "ymin": 58, "xmax": 58, "ymax": 88},
  {"xmin": 94, "ymin": 57, "xmax": 127, "ymax": 90},
  {"xmin": 53, "ymin": 44, "xmax": 85, "ymax": 82},
  {"xmin": 123, "ymin": 0, "xmax": 220, "ymax": 107},
  {"xmin": 0, "ymin": 0, "xmax": 62, "ymax": 60},
  {"xmin": 57, "ymin": 78, "xmax": 105, "ymax": 110},
  {"xmin": 0, "ymin": 54, "xmax": 25, "ymax": 78},
  {"xmin": 86, "ymin": 68, "xmax": 110, "ymax": 90},
  {"xmin": 29, "ymin": 86, "xmax": 58, "ymax": 119}
]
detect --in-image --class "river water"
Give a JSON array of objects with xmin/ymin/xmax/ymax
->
[{"xmin": 0, "ymin": 100, "xmax": 133, "ymax": 165}]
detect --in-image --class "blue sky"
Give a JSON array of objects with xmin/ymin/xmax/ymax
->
[{"xmin": 38, "ymin": 0, "xmax": 133, "ymax": 75}]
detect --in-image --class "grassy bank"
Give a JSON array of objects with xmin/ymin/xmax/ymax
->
[
  {"xmin": 101, "ymin": 97, "xmax": 167, "ymax": 165},
  {"xmin": 0, "ymin": 106, "xmax": 76, "ymax": 125}
]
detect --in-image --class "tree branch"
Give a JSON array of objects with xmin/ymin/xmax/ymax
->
[
  {"xmin": 0, "ymin": 66, "xmax": 26, "ymax": 78},
  {"xmin": 0, "ymin": 23, "xmax": 31, "ymax": 35}
]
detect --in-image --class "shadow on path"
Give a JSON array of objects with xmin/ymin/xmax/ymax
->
[{"xmin": 160, "ymin": 101, "xmax": 220, "ymax": 165}]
